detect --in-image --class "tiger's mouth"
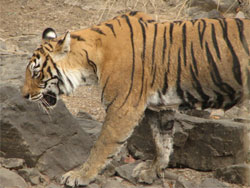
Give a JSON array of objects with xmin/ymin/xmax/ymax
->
[{"xmin": 42, "ymin": 91, "xmax": 57, "ymax": 108}]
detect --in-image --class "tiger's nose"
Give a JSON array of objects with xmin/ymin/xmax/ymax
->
[{"xmin": 23, "ymin": 94, "xmax": 30, "ymax": 99}]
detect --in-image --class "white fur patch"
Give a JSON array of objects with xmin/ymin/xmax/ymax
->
[
  {"xmin": 46, "ymin": 31, "xmax": 57, "ymax": 39},
  {"xmin": 147, "ymin": 88, "xmax": 181, "ymax": 110},
  {"xmin": 57, "ymin": 68, "xmax": 82, "ymax": 94}
]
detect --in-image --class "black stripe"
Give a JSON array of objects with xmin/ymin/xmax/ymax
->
[
  {"xmin": 101, "ymin": 76, "xmax": 110, "ymax": 103},
  {"xmin": 36, "ymin": 53, "xmax": 40, "ymax": 59},
  {"xmin": 151, "ymin": 24, "xmax": 158, "ymax": 74},
  {"xmin": 213, "ymin": 91, "xmax": 224, "ymax": 108},
  {"xmin": 182, "ymin": 23, "xmax": 187, "ymax": 66},
  {"xmin": 198, "ymin": 19, "xmax": 206, "ymax": 48},
  {"xmin": 44, "ymin": 42, "xmax": 53, "ymax": 50},
  {"xmin": 218, "ymin": 19, "xmax": 242, "ymax": 85},
  {"xmin": 235, "ymin": 18, "xmax": 249, "ymax": 55},
  {"xmin": 211, "ymin": 24, "xmax": 221, "ymax": 60},
  {"xmin": 42, "ymin": 56, "xmax": 49, "ymax": 69},
  {"xmin": 105, "ymin": 23, "xmax": 116, "ymax": 37},
  {"xmin": 176, "ymin": 49, "xmax": 184, "ymax": 100},
  {"xmin": 189, "ymin": 65, "xmax": 209, "ymax": 102},
  {"xmin": 162, "ymin": 71, "xmax": 168, "ymax": 94},
  {"xmin": 186, "ymin": 91, "xmax": 198, "ymax": 107},
  {"xmin": 91, "ymin": 28, "xmax": 106, "ymax": 36},
  {"xmin": 151, "ymin": 64, "xmax": 157, "ymax": 87},
  {"xmin": 51, "ymin": 60, "xmax": 63, "ymax": 81},
  {"xmin": 47, "ymin": 66, "xmax": 53, "ymax": 77},
  {"xmin": 162, "ymin": 26, "xmax": 167, "ymax": 64},
  {"xmin": 167, "ymin": 49, "xmax": 171, "ymax": 73},
  {"xmin": 190, "ymin": 19, "xmax": 198, "ymax": 25},
  {"xmin": 136, "ymin": 19, "xmax": 147, "ymax": 106},
  {"xmin": 71, "ymin": 34, "xmax": 86, "ymax": 41},
  {"xmin": 37, "ymin": 47, "xmax": 45, "ymax": 55},
  {"xmin": 44, "ymin": 46, "xmax": 53, "ymax": 52},
  {"xmin": 169, "ymin": 23, "xmax": 174, "ymax": 44},
  {"xmin": 224, "ymin": 97, "xmax": 240, "ymax": 110},
  {"xmin": 57, "ymin": 39, "xmax": 64, "ymax": 46},
  {"xmin": 205, "ymin": 42, "xmax": 236, "ymax": 99},
  {"xmin": 174, "ymin": 21, "xmax": 183, "ymax": 25},
  {"xmin": 120, "ymin": 15, "xmax": 135, "ymax": 108},
  {"xmin": 190, "ymin": 42, "xmax": 198, "ymax": 76},
  {"xmin": 116, "ymin": 18, "xmax": 121, "ymax": 26},
  {"xmin": 83, "ymin": 49, "xmax": 97, "ymax": 74},
  {"xmin": 129, "ymin": 11, "xmax": 138, "ymax": 16},
  {"xmin": 147, "ymin": 20, "xmax": 155, "ymax": 23},
  {"xmin": 106, "ymin": 94, "xmax": 118, "ymax": 112}
]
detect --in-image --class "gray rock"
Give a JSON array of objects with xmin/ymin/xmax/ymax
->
[
  {"xmin": 46, "ymin": 183, "xmax": 63, "ymax": 188},
  {"xmin": 102, "ymin": 179, "xmax": 132, "ymax": 188},
  {"xmin": 214, "ymin": 164, "xmax": 250, "ymax": 186},
  {"xmin": 0, "ymin": 86, "xmax": 94, "ymax": 179},
  {"xmin": 0, "ymin": 54, "xmax": 28, "ymax": 87},
  {"xmin": 174, "ymin": 178, "xmax": 199, "ymax": 188},
  {"xmin": 0, "ymin": 158, "xmax": 25, "ymax": 170},
  {"xmin": 115, "ymin": 162, "xmax": 139, "ymax": 184},
  {"xmin": 128, "ymin": 110, "xmax": 248, "ymax": 171},
  {"xmin": 77, "ymin": 114, "xmax": 102, "ymax": 141},
  {"xmin": 171, "ymin": 113, "xmax": 248, "ymax": 171},
  {"xmin": 127, "ymin": 110, "xmax": 157, "ymax": 160},
  {"xmin": 192, "ymin": 9, "xmax": 223, "ymax": 19},
  {"xmin": 18, "ymin": 168, "xmax": 46, "ymax": 185},
  {"xmin": 77, "ymin": 110, "xmax": 96, "ymax": 120},
  {"xmin": 189, "ymin": 0, "xmax": 237, "ymax": 12},
  {"xmin": 86, "ymin": 183, "xmax": 100, "ymax": 188},
  {"xmin": 0, "ymin": 168, "xmax": 28, "ymax": 188},
  {"xmin": 199, "ymin": 178, "xmax": 228, "ymax": 188},
  {"xmin": 0, "ymin": 39, "xmax": 7, "ymax": 50}
]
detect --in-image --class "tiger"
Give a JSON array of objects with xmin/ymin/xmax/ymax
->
[{"xmin": 22, "ymin": 11, "xmax": 250, "ymax": 187}]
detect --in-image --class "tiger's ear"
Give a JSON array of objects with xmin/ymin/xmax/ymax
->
[
  {"xmin": 56, "ymin": 31, "xmax": 71, "ymax": 54},
  {"xmin": 42, "ymin": 28, "xmax": 57, "ymax": 41},
  {"xmin": 51, "ymin": 31, "xmax": 71, "ymax": 61}
]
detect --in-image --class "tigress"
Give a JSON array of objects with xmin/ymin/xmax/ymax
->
[{"xmin": 22, "ymin": 11, "xmax": 250, "ymax": 187}]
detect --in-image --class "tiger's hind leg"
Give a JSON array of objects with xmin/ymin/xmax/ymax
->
[{"xmin": 132, "ymin": 110, "xmax": 175, "ymax": 184}]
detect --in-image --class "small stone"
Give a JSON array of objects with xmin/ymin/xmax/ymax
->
[
  {"xmin": 0, "ymin": 168, "xmax": 28, "ymax": 188},
  {"xmin": 0, "ymin": 40, "xmax": 7, "ymax": 50},
  {"xmin": 236, "ymin": 11, "xmax": 245, "ymax": 18},
  {"xmin": 102, "ymin": 179, "xmax": 129, "ymax": 188},
  {"xmin": 87, "ymin": 183, "xmax": 101, "ymax": 188},
  {"xmin": 1, "ymin": 158, "xmax": 25, "ymax": 170},
  {"xmin": 18, "ymin": 168, "xmax": 47, "ymax": 185},
  {"xmin": 115, "ymin": 162, "xmax": 139, "ymax": 184},
  {"xmin": 193, "ymin": 9, "xmax": 223, "ymax": 19},
  {"xmin": 199, "ymin": 178, "xmax": 229, "ymax": 188},
  {"xmin": 214, "ymin": 164, "xmax": 250, "ymax": 186},
  {"xmin": 46, "ymin": 182, "xmax": 62, "ymax": 188}
]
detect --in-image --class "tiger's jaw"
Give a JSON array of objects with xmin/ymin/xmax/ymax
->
[{"xmin": 42, "ymin": 91, "xmax": 58, "ymax": 109}]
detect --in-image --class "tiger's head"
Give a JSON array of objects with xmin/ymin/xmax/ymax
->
[{"xmin": 22, "ymin": 28, "xmax": 98, "ymax": 112}]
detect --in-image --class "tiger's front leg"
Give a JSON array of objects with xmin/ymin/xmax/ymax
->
[{"xmin": 61, "ymin": 104, "xmax": 144, "ymax": 187}]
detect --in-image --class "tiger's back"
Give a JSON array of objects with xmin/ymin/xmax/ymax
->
[
  {"xmin": 95, "ymin": 15, "xmax": 250, "ymax": 111},
  {"xmin": 143, "ymin": 18, "xmax": 250, "ymax": 111}
]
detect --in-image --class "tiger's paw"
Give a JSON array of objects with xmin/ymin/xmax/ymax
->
[
  {"xmin": 132, "ymin": 161, "xmax": 158, "ymax": 184},
  {"xmin": 61, "ymin": 170, "xmax": 94, "ymax": 187}
]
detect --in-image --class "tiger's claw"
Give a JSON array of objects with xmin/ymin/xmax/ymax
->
[{"xmin": 61, "ymin": 170, "xmax": 92, "ymax": 187}]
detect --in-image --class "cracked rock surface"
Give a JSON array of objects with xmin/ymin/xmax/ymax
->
[{"xmin": 0, "ymin": 85, "xmax": 93, "ymax": 180}]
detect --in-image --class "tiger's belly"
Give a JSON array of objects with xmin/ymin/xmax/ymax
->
[
  {"xmin": 147, "ymin": 88, "xmax": 183, "ymax": 111},
  {"xmin": 147, "ymin": 86, "xmax": 243, "ymax": 112}
]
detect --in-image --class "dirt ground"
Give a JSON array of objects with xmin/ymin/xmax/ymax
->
[{"xmin": 0, "ymin": 0, "xmax": 249, "ymax": 187}]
